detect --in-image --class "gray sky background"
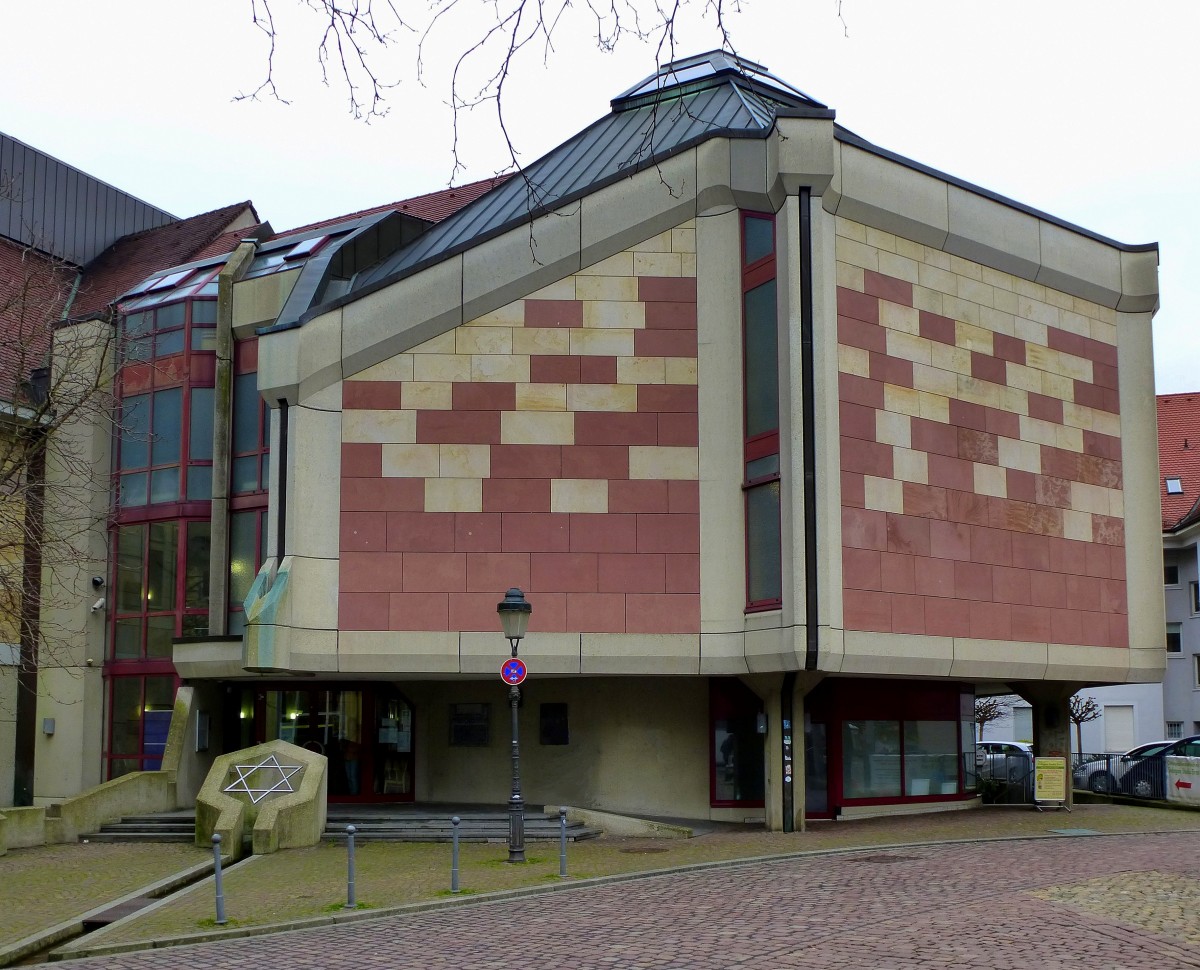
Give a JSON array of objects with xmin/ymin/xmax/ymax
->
[{"xmin": 4, "ymin": 0, "xmax": 1196, "ymax": 393}]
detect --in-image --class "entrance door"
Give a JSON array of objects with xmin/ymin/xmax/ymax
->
[{"xmin": 710, "ymin": 678, "xmax": 765, "ymax": 807}]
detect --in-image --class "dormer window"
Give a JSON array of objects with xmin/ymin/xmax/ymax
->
[{"xmin": 1166, "ymin": 477, "xmax": 1183, "ymax": 495}]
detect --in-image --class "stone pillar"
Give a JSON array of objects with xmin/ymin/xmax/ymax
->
[{"xmin": 1015, "ymin": 682, "xmax": 1081, "ymax": 807}]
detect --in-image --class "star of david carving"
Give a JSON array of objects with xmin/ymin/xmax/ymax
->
[{"xmin": 224, "ymin": 754, "xmax": 305, "ymax": 804}]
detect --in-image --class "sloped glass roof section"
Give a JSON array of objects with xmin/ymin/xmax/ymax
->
[{"xmin": 348, "ymin": 51, "xmax": 832, "ymax": 298}]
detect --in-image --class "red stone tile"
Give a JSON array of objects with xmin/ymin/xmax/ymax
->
[
  {"xmin": 840, "ymin": 437, "xmax": 894, "ymax": 478},
  {"xmin": 991, "ymin": 565, "xmax": 1031, "ymax": 605},
  {"xmin": 341, "ymin": 551, "xmax": 405, "ymax": 592},
  {"xmin": 530, "ymin": 355, "xmax": 581, "ymax": 384},
  {"xmin": 1027, "ymin": 392, "xmax": 1064, "ymax": 424},
  {"xmin": 869, "ymin": 352, "xmax": 914, "ymax": 388},
  {"xmin": 530, "ymin": 552, "xmax": 598, "ymax": 592},
  {"xmin": 665, "ymin": 554, "xmax": 700, "ymax": 593},
  {"xmin": 566, "ymin": 592, "xmax": 627, "ymax": 633},
  {"xmin": 119, "ymin": 363, "xmax": 153, "ymax": 394},
  {"xmin": 958, "ymin": 428, "xmax": 998, "ymax": 465},
  {"xmin": 1079, "ymin": 610, "xmax": 1110, "ymax": 646},
  {"xmin": 948, "ymin": 398, "xmax": 987, "ymax": 432},
  {"xmin": 500, "ymin": 512, "xmax": 571, "ymax": 552},
  {"xmin": 1040, "ymin": 446, "xmax": 1080, "ymax": 482},
  {"xmin": 1073, "ymin": 380, "xmax": 1112, "ymax": 413},
  {"xmin": 668, "ymin": 480, "xmax": 699, "ymax": 513},
  {"xmin": 1032, "ymin": 475, "xmax": 1071, "ymax": 509},
  {"xmin": 842, "ymin": 588, "xmax": 891, "ymax": 633},
  {"xmin": 341, "ymin": 477, "xmax": 425, "ymax": 512},
  {"xmin": 1109, "ymin": 545, "xmax": 1126, "ymax": 580},
  {"xmin": 634, "ymin": 328, "xmax": 698, "ymax": 357},
  {"xmin": 971, "ymin": 526, "xmax": 1013, "ymax": 566},
  {"xmin": 971, "ymin": 352, "xmax": 1007, "ymax": 385},
  {"xmin": 886, "ymin": 514, "xmax": 931, "ymax": 557},
  {"xmin": 838, "ymin": 315, "xmax": 886, "ymax": 353},
  {"xmin": 1010, "ymin": 605, "xmax": 1052, "ymax": 642},
  {"xmin": 983, "ymin": 408, "xmax": 1020, "ymax": 440},
  {"xmin": 1082, "ymin": 430, "xmax": 1121, "ymax": 461},
  {"xmin": 1050, "ymin": 608, "xmax": 1084, "ymax": 645},
  {"xmin": 598, "ymin": 553, "xmax": 665, "ymax": 592},
  {"xmin": 1109, "ymin": 612, "xmax": 1129, "ymax": 648},
  {"xmin": 626, "ymin": 593, "xmax": 700, "ymax": 634},
  {"xmin": 639, "ymin": 277, "xmax": 697, "ymax": 303},
  {"xmin": 609, "ymin": 480, "xmax": 669, "ymax": 513},
  {"xmin": 1030, "ymin": 571, "xmax": 1068, "ymax": 608},
  {"xmin": 925, "ymin": 597, "xmax": 971, "ymax": 637},
  {"xmin": 880, "ymin": 552, "xmax": 916, "ymax": 593},
  {"xmin": 954, "ymin": 560, "xmax": 993, "ymax": 601},
  {"xmin": 525, "ymin": 591, "xmax": 567, "ymax": 633},
  {"xmin": 842, "ymin": 472, "xmax": 866, "ymax": 509},
  {"xmin": 930, "ymin": 520, "xmax": 972, "ymax": 561},
  {"xmin": 911, "ymin": 418, "xmax": 959, "ymax": 457},
  {"xmin": 1064, "ymin": 575, "xmax": 1101, "ymax": 612},
  {"xmin": 339, "ymin": 592, "xmax": 391, "ymax": 630},
  {"xmin": 416, "ymin": 410, "xmax": 501, "ymax": 445},
  {"xmin": 448, "ymin": 591, "xmax": 511, "ymax": 632},
  {"xmin": 991, "ymin": 333, "xmax": 1026, "ymax": 365},
  {"xmin": 969, "ymin": 601, "xmax": 1011, "ymax": 640},
  {"xmin": 1048, "ymin": 537, "xmax": 1088, "ymax": 575},
  {"xmin": 928, "ymin": 454, "xmax": 974, "ymax": 492},
  {"xmin": 1081, "ymin": 455, "xmax": 1122, "ymax": 489},
  {"xmin": 524, "ymin": 299, "xmax": 582, "ymax": 328},
  {"xmin": 947, "ymin": 490, "xmax": 991, "ymax": 526},
  {"xmin": 1011, "ymin": 532, "xmax": 1050, "ymax": 571},
  {"xmin": 1092, "ymin": 514, "xmax": 1125, "ymax": 545},
  {"xmin": 483, "ymin": 478, "xmax": 552, "ymax": 513},
  {"xmin": 838, "ymin": 373, "xmax": 885, "ymax": 409},
  {"xmin": 1092, "ymin": 361, "xmax": 1118, "ymax": 390},
  {"xmin": 1101, "ymin": 578, "xmax": 1127, "ymax": 614},
  {"xmin": 636, "ymin": 513, "xmax": 700, "ymax": 554},
  {"xmin": 465, "ymin": 552, "xmax": 530, "ymax": 592},
  {"xmin": 1005, "ymin": 469, "xmax": 1037, "ymax": 505},
  {"xmin": 343, "ymin": 381, "xmax": 403, "ymax": 409},
  {"xmin": 913, "ymin": 556, "xmax": 956, "ymax": 598},
  {"xmin": 1047, "ymin": 326, "xmax": 1118, "ymax": 367},
  {"xmin": 342, "ymin": 443, "xmax": 383, "ymax": 478},
  {"xmin": 235, "ymin": 339, "xmax": 259, "ymax": 371},
  {"xmin": 455, "ymin": 513, "xmax": 503, "ymax": 552},
  {"xmin": 992, "ymin": 499, "xmax": 1064, "ymax": 538},
  {"xmin": 891, "ymin": 593, "xmax": 926, "ymax": 634},
  {"xmin": 842, "ymin": 507, "xmax": 887, "ymax": 551},
  {"xmin": 387, "ymin": 592, "xmax": 450, "ymax": 631},
  {"xmin": 902, "ymin": 482, "xmax": 949, "ymax": 520},
  {"xmin": 342, "ymin": 511, "xmax": 388, "ymax": 551},
  {"xmin": 842, "ymin": 547, "xmax": 882, "ymax": 590},
  {"xmin": 864, "ymin": 270, "xmax": 913, "ymax": 307},
  {"xmin": 639, "ymin": 385, "xmax": 697, "ymax": 413},
  {"xmin": 644, "ymin": 301, "xmax": 698, "ymax": 330},
  {"xmin": 918, "ymin": 310, "xmax": 956, "ymax": 345},
  {"xmin": 453, "ymin": 382, "xmax": 516, "ymax": 411},
  {"xmin": 1083, "ymin": 542, "xmax": 1111, "ymax": 579},
  {"xmin": 192, "ymin": 356, "xmax": 218, "ymax": 385},
  {"xmin": 840, "ymin": 400, "xmax": 878, "ymax": 441},
  {"xmin": 402, "ymin": 552, "xmax": 466, "ymax": 592},
  {"xmin": 490, "ymin": 444, "xmax": 562, "ymax": 479},
  {"xmin": 658, "ymin": 412, "xmax": 699, "ymax": 447},
  {"xmin": 560, "ymin": 446, "xmax": 628, "ymax": 480},
  {"xmin": 574, "ymin": 412, "xmax": 658, "ymax": 446},
  {"xmin": 386, "ymin": 511, "xmax": 455, "ymax": 552},
  {"xmin": 569, "ymin": 513, "xmax": 638, "ymax": 553},
  {"xmin": 579, "ymin": 356, "xmax": 618, "ymax": 384},
  {"xmin": 837, "ymin": 287, "xmax": 880, "ymax": 324}
]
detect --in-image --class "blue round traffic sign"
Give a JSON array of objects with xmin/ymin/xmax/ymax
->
[{"xmin": 501, "ymin": 658, "xmax": 528, "ymax": 685}]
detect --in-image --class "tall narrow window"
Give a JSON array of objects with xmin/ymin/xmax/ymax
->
[{"xmin": 742, "ymin": 212, "xmax": 782, "ymax": 609}]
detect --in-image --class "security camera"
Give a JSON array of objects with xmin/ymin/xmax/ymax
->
[
  {"xmin": 91, "ymin": 576, "xmax": 105, "ymax": 589},
  {"xmin": 90, "ymin": 598, "xmax": 106, "ymax": 614}
]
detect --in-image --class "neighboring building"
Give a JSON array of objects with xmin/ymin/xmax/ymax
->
[{"xmin": 15, "ymin": 52, "xmax": 1167, "ymax": 826}]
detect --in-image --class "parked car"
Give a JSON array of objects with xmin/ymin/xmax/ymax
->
[
  {"xmin": 976, "ymin": 741, "xmax": 1034, "ymax": 782},
  {"xmin": 1073, "ymin": 741, "xmax": 1173, "ymax": 794},
  {"xmin": 1117, "ymin": 735, "xmax": 1200, "ymax": 799}
]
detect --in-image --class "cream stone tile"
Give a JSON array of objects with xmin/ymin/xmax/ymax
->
[
  {"xmin": 835, "ymin": 216, "xmax": 867, "ymax": 243},
  {"xmin": 954, "ymin": 321, "xmax": 993, "ymax": 355},
  {"xmin": 884, "ymin": 384, "xmax": 921, "ymax": 417},
  {"xmin": 629, "ymin": 446, "xmax": 699, "ymax": 480},
  {"xmin": 578, "ymin": 251, "xmax": 633, "ymax": 276},
  {"xmin": 1014, "ymin": 316, "xmax": 1048, "ymax": 346},
  {"xmin": 1055, "ymin": 424, "xmax": 1084, "ymax": 453},
  {"xmin": 942, "ymin": 295, "xmax": 981, "ymax": 326},
  {"xmin": 633, "ymin": 229, "xmax": 674, "ymax": 253},
  {"xmin": 680, "ymin": 253, "xmax": 697, "ymax": 277},
  {"xmin": 1005, "ymin": 362, "xmax": 1042, "ymax": 394},
  {"xmin": 583, "ymin": 301, "xmax": 647, "ymax": 330},
  {"xmin": 425, "ymin": 478, "xmax": 483, "ymax": 512},
  {"xmin": 886, "ymin": 330, "xmax": 932, "ymax": 365},
  {"xmin": 414, "ymin": 354, "xmax": 472, "ymax": 382},
  {"xmin": 1057, "ymin": 309, "xmax": 1092, "ymax": 338},
  {"xmin": 921, "ymin": 247, "xmax": 951, "ymax": 271},
  {"xmin": 577, "ymin": 276, "xmax": 638, "ymax": 302},
  {"xmin": 880, "ymin": 301, "xmax": 920, "ymax": 335},
  {"xmin": 466, "ymin": 302, "xmax": 524, "ymax": 327},
  {"xmin": 381, "ymin": 443, "xmax": 440, "ymax": 477},
  {"xmin": 571, "ymin": 329, "xmax": 635, "ymax": 357},
  {"xmin": 440, "ymin": 444, "xmax": 490, "ymax": 478},
  {"xmin": 918, "ymin": 391, "xmax": 950, "ymax": 423},
  {"xmin": 836, "ymin": 261, "xmax": 865, "ymax": 291},
  {"xmin": 1040, "ymin": 371, "xmax": 1074, "ymax": 402},
  {"xmin": 979, "ymin": 306, "xmax": 1016, "ymax": 337},
  {"xmin": 912, "ymin": 362, "xmax": 957, "ymax": 398},
  {"xmin": 1061, "ymin": 402, "xmax": 1095, "ymax": 432},
  {"xmin": 981, "ymin": 266, "xmax": 1015, "ymax": 291},
  {"xmin": 1062, "ymin": 509, "xmax": 1093, "ymax": 542},
  {"xmin": 835, "ymin": 235, "xmax": 879, "ymax": 272},
  {"xmin": 875, "ymin": 409, "xmax": 912, "ymax": 448},
  {"xmin": 515, "ymin": 383, "xmax": 567, "ymax": 411},
  {"xmin": 930, "ymin": 342, "xmax": 972, "ymax": 376},
  {"xmin": 1071, "ymin": 482, "xmax": 1110, "ymax": 515},
  {"xmin": 634, "ymin": 252, "xmax": 683, "ymax": 277},
  {"xmin": 878, "ymin": 250, "xmax": 919, "ymax": 284},
  {"xmin": 410, "ymin": 331, "xmax": 457, "ymax": 354},
  {"xmin": 917, "ymin": 262, "xmax": 957, "ymax": 296},
  {"xmin": 958, "ymin": 274, "xmax": 996, "ymax": 306},
  {"xmin": 864, "ymin": 475, "xmax": 903, "ymax": 513},
  {"xmin": 1093, "ymin": 410, "xmax": 1120, "ymax": 437},
  {"xmin": 671, "ymin": 226, "xmax": 697, "ymax": 253},
  {"xmin": 401, "ymin": 382, "xmax": 453, "ymax": 410},
  {"xmin": 999, "ymin": 386, "xmax": 1029, "ymax": 416},
  {"xmin": 551, "ymin": 478, "xmax": 609, "ymax": 513},
  {"xmin": 912, "ymin": 286, "xmax": 943, "ymax": 314},
  {"xmin": 567, "ymin": 383, "xmax": 638, "ymax": 412},
  {"xmin": 893, "ymin": 447, "xmax": 928, "ymax": 484},
  {"xmin": 1026, "ymin": 344, "xmax": 1092, "ymax": 383},
  {"xmin": 618, "ymin": 356, "xmax": 666, "ymax": 385},
  {"xmin": 864, "ymin": 226, "xmax": 898, "ymax": 253},
  {"xmin": 665, "ymin": 358, "xmax": 698, "ymax": 385},
  {"xmin": 343, "ymin": 409, "xmax": 416, "ymax": 444},
  {"xmin": 1090, "ymin": 319, "xmax": 1118, "ymax": 345},
  {"xmin": 526, "ymin": 279, "xmax": 576, "ymax": 301},
  {"xmin": 1044, "ymin": 288, "xmax": 1074, "ymax": 311},
  {"xmin": 513, "ymin": 327, "xmax": 571, "ymax": 355},
  {"xmin": 1076, "ymin": 296, "xmax": 1115, "ymax": 325},
  {"xmin": 1019, "ymin": 415, "xmax": 1059, "ymax": 448},
  {"xmin": 472, "ymin": 354, "xmax": 530, "ymax": 383},
  {"xmin": 895, "ymin": 237, "xmax": 924, "ymax": 261},
  {"xmin": 838, "ymin": 344, "xmax": 871, "ymax": 378},
  {"xmin": 502, "ymin": 410, "xmax": 575, "ymax": 444},
  {"xmin": 1017, "ymin": 296, "xmax": 1060, "ymax": 328},
  {"xmin": 1012, "ymin": 276, "xmax": 1047, "ymax": 302},
  {"xmin": 351, "ymin": 354, "xmax": 414, "ymax": 382},
  {"xmin": 948, "ymin": 254, "xmax": 983, "ymax": 281},
  {"xmin": 1109, "ymin": 489, "xmax": 1124, "ymax": 517},
  {"xmin": 992, "ymin": 287, "xmax": 1020, "ymax": 315},
  {"xmin": 997, "ymin": 436, "xmax": 1041, "ymax": 474},
  {"xmin": 455, "ymin": 326, "xmax": 513, "ymax": 355},
  {"xmin": 973, "ymin": 463, "xmax": 1008, "ymax": 498},
  {"xmin": 956, "ymin": 375, "xmax": 1001, "ymax": 409}
]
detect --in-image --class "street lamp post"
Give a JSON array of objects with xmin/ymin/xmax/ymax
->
[{"xmin": 496, "ymin": 587, "xmax": 532, "ymax": 863}]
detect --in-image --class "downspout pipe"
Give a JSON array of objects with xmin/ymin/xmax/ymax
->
[{"xmin": 799, "ymin": 190, "xmax": 819, "ymax": 671}]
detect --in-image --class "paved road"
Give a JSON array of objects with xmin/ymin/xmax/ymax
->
[{"xmin": 60, "ymin": 833, "xmax": 1200, "ymax": 969}]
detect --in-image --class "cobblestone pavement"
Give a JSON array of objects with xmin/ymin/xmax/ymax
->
[{"xmin": 56, "ymin": 832, "xmax": 1200, "ymax": 969}]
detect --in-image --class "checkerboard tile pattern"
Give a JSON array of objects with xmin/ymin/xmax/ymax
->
[
  {"xmin": 338, "ymin": 225, "xmax": 700, "ymax": 636},
  {"xmin": 836, "ymin": 218, "xmax": 1127, "ymax": 647}
]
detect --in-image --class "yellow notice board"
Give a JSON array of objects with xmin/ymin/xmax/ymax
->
[{"xmin": 1034, "ymin": 757, "xmax": 1068, "ymax": 804}]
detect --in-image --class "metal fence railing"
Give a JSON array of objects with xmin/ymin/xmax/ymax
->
[
  {"xmin": 1072, "ymin": 752, "xmax": 1168, "ymax": 799},
  {"xmin": 976, "ymin": 753, "xmax": 1033, "ymax": 804}
]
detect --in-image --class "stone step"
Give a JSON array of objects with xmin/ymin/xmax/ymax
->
[{"xmin": 85, "ymin": 832, "xmax": 195, "ymax": 843}]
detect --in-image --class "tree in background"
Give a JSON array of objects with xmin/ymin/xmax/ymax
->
[
  {"xmin": 1069, "ymin": 695, "xmax": 1102, "ymax": 755},
  {"xmin": 974, "ymin": 696, "xmax": 1010, "ymax": 741}
]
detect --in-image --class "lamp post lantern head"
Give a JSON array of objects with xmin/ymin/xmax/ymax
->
[{"xmin": 497, "ymin": 587, "xmax": 532, "ymax": 642}]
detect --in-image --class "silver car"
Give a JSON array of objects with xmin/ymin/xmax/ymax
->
[
  {"xmin": 976, "ymin": 741, "xmax": 1034, "ymax": 782},
  {"xmin": 1073, "ymin": 741, "xmax": 1171, "ymax": 794}
]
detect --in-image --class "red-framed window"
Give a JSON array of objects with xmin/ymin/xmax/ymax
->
[
  {"xmin": 105, "ymin": 672, "xmax": 179, "ymax": 779},
  {"xmin": 741, "ymin": 212, "xmax": 782, "ymax": 610},
  {"xmin": 232, "ymin": 370, "xmax": 270, "ymax": 495},
  {"xmin": 228, "ymin": 507, "xmax": 269, "ymax": 634}
]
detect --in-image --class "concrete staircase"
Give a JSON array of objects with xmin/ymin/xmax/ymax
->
[{"xmin": 85, "ymin": 812, "xmax": 196, "ymax": 843}]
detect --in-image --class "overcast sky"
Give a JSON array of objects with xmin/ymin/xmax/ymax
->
[{"xmin": 4, "ymin": 1, "xmax": 1196, "ymax": 393}]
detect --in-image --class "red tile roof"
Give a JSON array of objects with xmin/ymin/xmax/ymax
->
[
  {"xmin": 1158, "ymin": 392, "xmax": 1200, "ymax": 531},
  {"xmin": 0, "ymin": 238, "xmax": 75, "ymax": 405}
]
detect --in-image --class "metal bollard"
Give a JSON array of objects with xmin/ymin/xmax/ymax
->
[
  {"xmin": 345, "ymin": 825, "xmax": 357, "ymax": 909},
  {"xmin": 559, "ymin": 807, "xmax": 568, "ymax": 878},
  {"xmin": 211, "ymin": 833, "xmax": 227, "ymax": 925},
  {"xmin": 450, "ymin": 816, "xmax": 461, "ymax": 893}
]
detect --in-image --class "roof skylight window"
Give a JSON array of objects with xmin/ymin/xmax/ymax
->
[
  {"xmin": 1166, "ymin": 477, "xmax": 1183, "ymax": 495},
  {"xmin": 147, "ymin": 269, "xmax": 192, "ymax": 292},
  {"xmin": 285, "ymin": 235, "xmax": 329, "ymax": 261}
]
